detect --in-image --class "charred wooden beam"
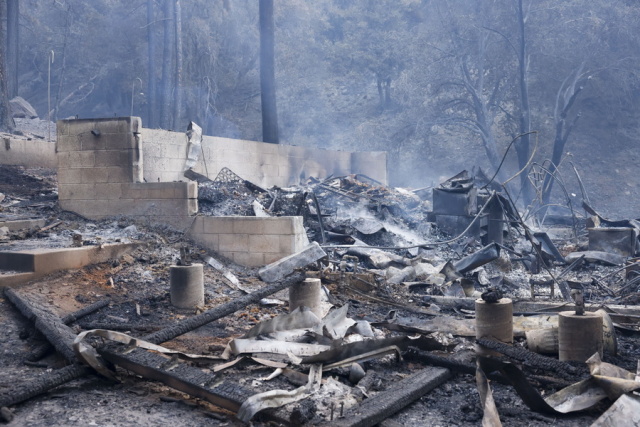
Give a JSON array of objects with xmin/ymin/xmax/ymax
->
[
  {"xmin": 476, "ymin": 338, "xmax": 587, "ymax": 381},
  {"xmin": 4, "ymin": 288, "xmax": 78, "ymax": 363},
  {"xmin": 0, "ymin": 364, "xmax": 92, "ymax": 408},
  {"xmin": 76, "ymin": 322, "xmax": 165, "ymax": 332},
  {"xmin": 404, "ymin": 347, "xmax": 573, "ymax": 389},
  {"xmin": 97, "ymin": 343, "xmax": 289, "ymax": 424},
  {"xmin": 2, "ymin": 272, "xmax": 304, "ymax": 409},
  {"xmin": 61, "ymin": 299, "xmax": 110, "ymax": 324},
  {"xmin": 27, "ymin": 299, "xmax": 110, "ymax": 361},
  {"xmin": 318, "ymin": 366, "xmax": 451, "ymax": 427},
  {"xmin": 143, "ymin": 271, "xmax": 304, "ymax": 345}
]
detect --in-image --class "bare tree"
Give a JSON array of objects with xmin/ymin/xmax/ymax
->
[
  {"xmin": 438, "ymin": 31, "xmax": 506, "ymax": 173},
  {"xmin": 259, "ymin": 0, "xmax": 279, "ymax": 144},
  {"xmin": 160, "ymin": 0, "xmax": 173, "ymax": 128},
  {"xmin": 6, "ymin": 0, "xmax": 18, "ymax": 98},
  {"xmin": 173, "ymin": 0, "xmax": 183, "ymax": 129},
  {"xmin": 514, "ymin": 0, "xmax": 532, "ymax": 202},
  {"xmin": 0, "ymin": 0, "xmax": 13, "ymax": 130},
  {"xmin": 541, "ymin": 64, "xmax": 587, "ymax": 206},
  {"xmin": 147, "ymin": 0, "xmax": 156, "ymax": 127}
]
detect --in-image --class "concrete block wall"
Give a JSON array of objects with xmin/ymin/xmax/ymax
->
[
  {"xmin": 57, "ymin": 117, "xmax": 197, "ymax": 229},
  {"xmin": 187, "ymin": 216, "xmax": 309, "ymax": 267},
  {"xmin": 140, "ymin": 129, "xmax": 388, "ymax": 188},
  {"xmin": 0, "ymin": 138, "xmax": 57, "ymax": 168}
]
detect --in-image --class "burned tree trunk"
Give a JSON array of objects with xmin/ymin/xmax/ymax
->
[
  {"xmin": 259, "ymin": 0, "xmax": 279, "ymax": 144},
  {"xmin": 160, "ymin": 0, "xmax": 173, "ymax": 128},
  {"xmin": 6, "ymin": 0, "xmax": 18, "ymax": 98},
  {"xmin": 146, "ymin": 0, "xmax": 157, "ymax": 127},
  {"xmin": 0, "ymin": 0, "xmax": 14, "ymax": 131},
  {"xmin": 173, "ymin": 0, "xmax": 183, "ymax": 129},
  {"xmin": 541, "ymin": 65, "xmax": 586, "ymax": 209},
  {"xmin": 515, "ymin": 0, "xmax": 532, "ymax": 204}
]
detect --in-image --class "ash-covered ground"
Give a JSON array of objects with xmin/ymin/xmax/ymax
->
[{"xmin": 1, "ymin": 164, "xmax": 639, "ymax": 426}]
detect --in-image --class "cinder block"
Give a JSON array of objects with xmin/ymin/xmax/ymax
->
[
  {"xmin": 264, "ymin": 252, "xmax": 286, "ymax": 265},
  {"xmin": 94, "ymin": 183, "xmax": 122, "ymax": 200},
  {"xmin": 203, "ymin": 217, "xmax": 236, "ymax": 234},
  {"xmin": 56, "ymin": 135, "xmax": 81, "ymax": 152},
  {"xmin": 187, "ymin": 182, "xmax": 197, "ymax": 199},
  {"xmin": 56, "ymin": 120, "xmax": 71, "ymax": 136},
  {"xmin": 219, "ymin": 233, "xmax": 249, "ymax": 253},
  {"xmin": 65, "ymin": 120, "xmax": 99, "ymax": 136},
  {"xmin": 80, "ymin": 132, "xmax": 107, "ymax": 151},
  {"xmin": 187, "ymin": 199, "xmax": 198, "ymax": 215},
  {"xmin": 108, "ymin": 166, "xmax": 133, "ymax": 183},
  {"xmin": 147, "ymin": 185, "xmax": 174, "ymax": 199},
  {"xmin": 293, "ymin": 232, "xmax": 310, "ymax": 252},
  {"xmin": 101, "ymin": 133, "xmax": 132, "ymax": 150},
  {"xmin": 187, "ymin": 216, "xmax": 204, "ymax": 234},
  {"xmin": 95, "ymin": 150, "xmax": 127, "ymax": 167},
  {"xmin": 232, "ymin": 218, "xmax": 265, "ymax": 235},
  {"xmin": 194, "ymin": 232, "xmax": 219, "ymax": 252},
  {"xmin": 130, "ymin": 116, "xmax": 141, "ymax": 133},
  {"xmin": 291, "ymin": 216, "xmax": 306, "ymax": 236},
  {"xmin": 120, "ymin": 183, "xmax": 146, "ymax": 199},
  {"xmin": 57, "ymin": 151, "xmax": 95, "ymax": 168},
  {"xmin": 57, "ymin": 168, "xmax": 84, "ymax": 184},
  {"xmin": 232, "ymin": 251, "xmax": 264, "ymax": 267},
  {"xmin": 263, "ymin": 217, "xmax": 296, "ymax": 235},
  {"xmin": 81, "ymin": 167, "xmax": 110, "ymax": 184},
  {"xmin": 134, "ymin": 199, "xmax": 191, "ymax": 216},
  {"xmin": 94, "ymin": 118, "xmax": 129, "ymax": 134},
  {"xmin": 58, "ymin": 183, "xmax": 96, "ymax": 200},
  {"xmin": 249, "ymin": 234, "xmax": 281, "ymax": 253},
  {"xmin": 278, "ymin": 235, "xmax": 297, "ymax": 253}
]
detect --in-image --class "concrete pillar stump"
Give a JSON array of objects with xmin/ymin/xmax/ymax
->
[{"xmin": 170, "ymin": 263, "xmax": 204, "ymax": 309}]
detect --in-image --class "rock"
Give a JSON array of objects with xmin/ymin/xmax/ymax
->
[{"xmin": 9, "ymin": 96, "xmax": 38, "ymax": 119}]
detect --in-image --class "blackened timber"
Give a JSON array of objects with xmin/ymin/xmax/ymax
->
[
  {"xmin": 476, "ymin": 338, "xmax": 587, "ymax": 381},
  {"xmin": 0, "ymin": 364, "xmax": 92, "ymax": 408},
  {"xmin": 0, "ymin": 272, "xmax": 304, "ymax": 409},
  {"xmin": 4, "ymin": 288, "xmax": 78, "ymax": 363},
  {"xmin": 97, "ymin": 343, "xmax": 289, "ymax": 424},
  {"xmin": 143, "ymin": 271, "xmax": 304, "ymax": 345},
  {"xmin": 404, "ymin": 347, "xmax": 572, "ymax": 388},
  {"xmin": 27, "ymin": 299, "xmax": 110, "ymax": 362},
  {"xmin": 319, "ymin": 367, "xmax": 451, "ymax": 427},
  {"xmin": 61, "ymin": 299, "xmax": 110, "ymax": 324}
]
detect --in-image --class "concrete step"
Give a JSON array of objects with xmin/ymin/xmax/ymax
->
[
  {"xmin": 0, "ymin": 242, "xmax": 138, "ymax": 288},
  {"xmin": 0, "ymin": 218, "xmax": 46, "ymax": 231}
]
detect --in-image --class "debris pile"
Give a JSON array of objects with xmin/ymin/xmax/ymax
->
[{"xmin": 1, "ymin": 164, "xmax": 640, "ymax": 426}]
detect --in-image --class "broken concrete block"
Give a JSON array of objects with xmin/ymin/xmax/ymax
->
[{"xmin": 258, "ymin": 241, "xmax": 326, "ymax": 283}]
